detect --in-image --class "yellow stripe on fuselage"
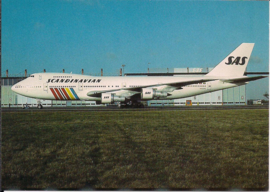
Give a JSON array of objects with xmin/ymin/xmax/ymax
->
[{"xmin": 65, "ymin": 88, "xmax": 76, "ymax": 100}]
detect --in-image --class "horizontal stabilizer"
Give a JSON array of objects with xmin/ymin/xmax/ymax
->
[{"xmin": 221, "ymin": 76, "xmax": 268, "ymax": 83}]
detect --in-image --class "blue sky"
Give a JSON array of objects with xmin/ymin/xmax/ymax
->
[{"xmin": 2, "ymin": 0, "xmax": 269, "ymax": 99}]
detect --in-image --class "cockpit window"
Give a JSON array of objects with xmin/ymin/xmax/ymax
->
[{"xmin": 30, "ymin": 75, "xmax": 34, "ymax": 77}]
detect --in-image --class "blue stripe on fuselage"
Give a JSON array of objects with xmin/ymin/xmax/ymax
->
[{"xmin": 70, "ymin": 88, "xmax": 80, "ymax": 100}]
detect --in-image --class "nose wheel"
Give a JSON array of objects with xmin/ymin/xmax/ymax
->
[{"xmin": 37, "ymin": 104, "xmax": 43, "ymax": 109}]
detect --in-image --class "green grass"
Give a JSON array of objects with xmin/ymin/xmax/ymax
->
[{"xmin": 2, "ymin": 109, "xmax": 269, "ymax": 189}]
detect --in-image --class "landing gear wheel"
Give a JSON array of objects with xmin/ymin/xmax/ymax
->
[
  {"xmin": 131, "ymin": 102, "xmax": 144, "ymax": 108},
  {"xmin": 118, "ymin": 103, "xmax": 121, "ymax": 108},
  {"xmin": 23, "ymin": 104, "xmax": 30, "ymax": 109},
  {"xmin": 118, "ymin": 101, "xmax": 144, "ymax": 108},
  {"xmin": 118, "ymin": 103, "xmax": 125, "ymax": 108},
  {"xmin": 37, "ymin": 104, "xmax": 43, "ymax": 109}
]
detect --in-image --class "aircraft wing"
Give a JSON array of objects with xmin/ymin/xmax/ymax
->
[
  {"xmin": 221, "ymin": 76, "xmax": 268, "ymax": 84},
  {"xmin": 165, "ymin": 79, "xmax": 215, "ymax": 88},
  {"xmin": 87, "ymin": 89, "xmax": 121, "ymax": 97},
  {"xmin": 86, "ymin": 78, "xmax": 215, "ymax": 97},
  {"xmin": 122, "ymin": 78, "xmax": 216, "ymax": 92},
  {"xmin": 87, "ymin": 89, "xmax": 141, "ymax": 97}
]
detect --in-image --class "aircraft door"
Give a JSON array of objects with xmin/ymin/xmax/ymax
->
[
  {"xmin": 43, "ymin": 83, "xmax": 48, "ymax": 91},
  {"xmin": 78, "ymin": 82, "xmax": 83, "ymax": 91}
]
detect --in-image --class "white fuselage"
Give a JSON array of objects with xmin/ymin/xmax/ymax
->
[
  {"xmin": 11, "ymin": 43, "xmax": 264, "ymax": 104},
  {"xmin": 11, "ymin": 73, "xmax": 244, "ymax": 102}
]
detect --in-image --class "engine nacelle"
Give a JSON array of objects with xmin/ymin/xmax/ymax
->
[
  {"xmin": 155, "ymin": 91, "xmax": 168, "ymax": 98},
  {"xmin": 141, "ymin": 88, "xmax": 168, "ymax": 99},
  {"xmin": 141, "ymin": 88, "xmax": 154, "ymax": 99},
  {"xmin": 101, "ymin": 93, "xmax": 125, "ymax": 104}
]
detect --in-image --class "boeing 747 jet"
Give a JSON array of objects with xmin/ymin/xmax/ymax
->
[{"xmin": 11, "ymin": 43, "xmax": 267, "ymax": 108}]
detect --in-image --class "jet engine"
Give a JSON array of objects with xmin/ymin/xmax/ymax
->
[
  {"xmin": 101, "ymin": 93, "xmax": 125, "ymax": 104},
  {"xmin": 141, "ymin": 88, "xmax": 168, "ymax": 99}
]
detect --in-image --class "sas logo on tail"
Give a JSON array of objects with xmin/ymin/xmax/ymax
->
[{"xmin": 225, "ymin": 56, "xmax": 248, "ymax": 65}]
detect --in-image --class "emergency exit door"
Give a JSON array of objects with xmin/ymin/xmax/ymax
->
[
  {"xmin": 207, "ymin": 82, "xmax": 212, "ymax": 90},
  {"xmin": 78, "ymin": 82, "xmax": 83, "ymax": 91},
  {"xmin": 43, "ymin": 83, "xmax": 48, "ymax": 91}
]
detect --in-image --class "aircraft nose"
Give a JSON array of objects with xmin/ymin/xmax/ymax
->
[{"xmin": 11, "ymin": 84, "xmax": 17, "ymax": 93}]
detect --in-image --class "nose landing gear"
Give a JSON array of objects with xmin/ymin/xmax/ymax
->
[{"xmin": 37, "ymin": 104, "xmax": 43, "ymax": 109}]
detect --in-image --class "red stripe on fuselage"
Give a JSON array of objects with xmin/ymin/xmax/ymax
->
[
  {"xmin": 58, "ymin": 88, "xmax": 66, "ymax": 100},
  {"xmin": 54, "ymin": 88, "xmax": 64, "ymax": 100},
  {"xmin": 61, "ymin": 88, "xmax": 71, "ymax": 100},
  {"xmin": 50, "ymin": 88, "xmax": 59, "ymax": 100}
]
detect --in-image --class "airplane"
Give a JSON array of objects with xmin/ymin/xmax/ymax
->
[{"xmin": 11, "ymin": 43, "xmax": 268, "ymax": 109}]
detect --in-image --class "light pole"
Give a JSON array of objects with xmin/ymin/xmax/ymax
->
[{"xmin": 122, "ymin": 64, "xmax": 126, "ymax": 76}]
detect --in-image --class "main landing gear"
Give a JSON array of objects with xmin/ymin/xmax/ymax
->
[
  {"xmin": 118, "ymin": 101, "xmax": 145, "ymax": 108},
  {"xmin": 22, "ymin": 104, "xmax": 30, "ymax": 109}
]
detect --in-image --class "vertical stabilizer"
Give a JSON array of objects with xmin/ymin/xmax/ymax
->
[{"xmin": 206, "ymin": 43, "xmax": 254, "ymax": 77}]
